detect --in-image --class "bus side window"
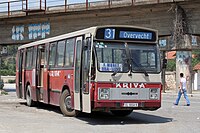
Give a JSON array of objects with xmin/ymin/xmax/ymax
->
[
  {"xmin": 56, "ymin": 40, "xmax": 65, "ymax": 67},
  {"xmin": 40, "ymin": 51, "xmax": 45, "ymax": 67},
  {"xmin": 65, "ymin": 38, "xmax": 75, "ymax": 67},
  {"xmin": 25, "ymin": 47, "xmax": 33, "ymax": 69},
  {"xmin": 49, "ymin": 42, "xmax": 57, "ymax": 68},
  {"xmin": 32, "ymin": 47, "xmax": 37, "ymax": 68}
]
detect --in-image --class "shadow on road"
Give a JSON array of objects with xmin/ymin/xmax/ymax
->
[
  {"xmin": 19, "ymin": 102, "xmax": 63, "ymax": 115},
  {"xmin": 19, "ymin": 101, "xmax": 173, "ymax": 125},
  {"xmin": 76, "ymin": 111, "xmax": 173, "ymax": 125}
]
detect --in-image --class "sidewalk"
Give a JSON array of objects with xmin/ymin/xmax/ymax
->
[{"xmin": 162, "ymin": 89, "xmax": 200, "ymax": 98}]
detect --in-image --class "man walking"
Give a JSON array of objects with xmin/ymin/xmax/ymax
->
[{"xmin": 174, "ymin": 73, "xmax": 190, "ymax": 106}]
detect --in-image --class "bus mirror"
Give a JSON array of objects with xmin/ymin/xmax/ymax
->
[{"xmin": 162, "ymin": 59, "xmax": 167, "ymax": 69}]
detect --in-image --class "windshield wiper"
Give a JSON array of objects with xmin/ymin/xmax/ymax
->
[
  {"xmin": 124, "ymin": 43, "xmax": 148, "ymax": 77},
  {"xmin": 111, "ymin": 67, "xmax": 120, "ymax": 77},
  {"xmin": 124, "ymin": 43, "xmax": 132, "ymax": 77},
  {"xmin": 130, "ymin": 58, "xmax": 149, "ymax": 77}
]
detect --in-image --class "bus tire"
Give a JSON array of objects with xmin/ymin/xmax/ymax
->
[
  {"xmin": 111, "ymin": 109, "xmax": 133, "ymax": 116},
  {"xmin": 26, "ymin": 85, "xmax": 35, "ymax": 107},
  {"xmin": 59, "ymin": 89, "xmax": 78, "ymax": 117}
]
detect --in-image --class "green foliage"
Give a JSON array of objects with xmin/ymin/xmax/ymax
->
[
  {"xmin": 0, "ymin": 45, "xmax": 17, "ymax": 76},
  {"xmin": 0, "ymin": 90, "xmax": 8, "ymax": 95},
  {"xmin": 0, "ymin": 69, "xmax": 15, "ymax": 76},
  {"xmin": 192, "ymin": 50, "xmax": 200, "ymax": 67},
  {"xmin": 8, "ymin": 79, "xmax": 16, "ymax": 83},
  {"xmin": 166, "ymin": 59, "xmax": 176, "ymax": 71}
]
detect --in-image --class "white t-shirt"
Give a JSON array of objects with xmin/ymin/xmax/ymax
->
[{"xmin": 180, "ymin": 77, "xmax": 187, "ymax": 90}]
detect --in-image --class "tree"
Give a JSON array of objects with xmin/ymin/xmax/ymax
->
[
  {"xmin": 0, "ymin": 45, "xmax": 18, "ymax": 76},
  {"xmin": 192, "ymin": 50, "xmax": 200, "ymax": 67},
  {"xmin": 166, "ymin": 59, "xmax": 176, "ymax": 71}
]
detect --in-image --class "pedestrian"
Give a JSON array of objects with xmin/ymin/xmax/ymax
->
[{"xmin": 174, "ymin": 73, "xmax": 190, "ymax": 106}]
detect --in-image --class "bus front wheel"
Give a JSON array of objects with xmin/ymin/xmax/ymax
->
[
  {"xmin": 59, "ymin": 89, "xmax": 78, "ymax": 117},
  {"xmin": 26, "ymin": 85, "xmax": 35, "ymax": 107}
]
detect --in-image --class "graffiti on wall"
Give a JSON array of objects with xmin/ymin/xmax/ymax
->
[
  {"xmin": 28, "ymin": 22, "xmax": 50, "ymax": 39},
  {"xmin": 12, "ymin": 25, "xmax": 24, "ymax": 41},
  {"xmin": 11, "ymin": 22, "xmax": 50, "ymax": 41}
]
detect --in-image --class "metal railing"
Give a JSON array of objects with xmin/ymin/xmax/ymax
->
[{"xmin": 0, "ymin": 0, "xmax": 185, "ymax": 18}]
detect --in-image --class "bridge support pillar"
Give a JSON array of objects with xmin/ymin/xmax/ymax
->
[{"xmin": 175, "ymin": 35, "xmax": 192, "ymax": 94}]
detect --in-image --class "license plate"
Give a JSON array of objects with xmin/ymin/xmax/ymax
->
[{"xmin": 123, "ymin": 103, "xmax": 138, "ymax": 107}]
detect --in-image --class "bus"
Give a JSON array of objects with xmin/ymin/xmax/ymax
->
[{"xmin": 16, "ymin": 25, "xmax": 162, "ymax": 117}]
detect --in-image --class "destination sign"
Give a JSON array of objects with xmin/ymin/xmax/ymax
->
[
  {"xmin": 119, "ymin": 31, "xmax": 152, "ymax": 40},
  {"xmin": 96, "ymin": 27, "xmax": 157, "ymax": 42}
]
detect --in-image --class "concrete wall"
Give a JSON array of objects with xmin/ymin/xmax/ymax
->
[
  {"xmin": 165, "ymin": 71, "xmax": 176, "ymax": 90},
  {"xmin": 1, "ymin": 76, "xmax": 16, "ymax": 83},
  {"xmin": 193, "ymin": 71, "xmax": 200, "ymax": 90}
]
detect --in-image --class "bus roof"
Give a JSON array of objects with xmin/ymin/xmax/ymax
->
[{"xmin": 18, "ymin": 25, "xmax": 157, "ymax": 50}]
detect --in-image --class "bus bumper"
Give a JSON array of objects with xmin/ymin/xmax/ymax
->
[{"xmin": 93, "ymin": 100, "xmax": 161, "ymax": 111}]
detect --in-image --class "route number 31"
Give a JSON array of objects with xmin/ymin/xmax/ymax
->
[{"xmin": 104, "ymin": 28, "xmax": 115, "ymax": 40}]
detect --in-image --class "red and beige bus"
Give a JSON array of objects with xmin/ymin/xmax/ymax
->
[{"xmin": 16, "ymin": 25, "xmax": 162, "ymax": 117}]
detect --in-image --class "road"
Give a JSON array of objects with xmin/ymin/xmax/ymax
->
[{"xmin": 0, "ymin": 84, "xmax": 200, "ymax": 133}]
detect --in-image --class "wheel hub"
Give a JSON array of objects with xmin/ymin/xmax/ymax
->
[{"xmin": 64, "ymin": 96, "xmax": 72, "ymax": 110}]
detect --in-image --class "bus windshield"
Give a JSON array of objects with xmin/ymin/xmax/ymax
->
[
  {"xmin": 95, "ymin": 42, "xmax": 129, "ymax": 73},
  {"xmin": 95, "ymin": 41, "xmax": 161, "ymax": 73},
  {"xmin": 128, "ymin": 43, "xmax": 161, "ymax": 73}
]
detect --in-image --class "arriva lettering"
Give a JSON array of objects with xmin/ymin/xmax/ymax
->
[{"xmin": 115, "ymin": 83, "xmax": 146, "ymax": 88}]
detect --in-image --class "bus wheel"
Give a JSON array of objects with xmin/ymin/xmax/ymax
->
[
  {"xmin": 26, "ymin": 85, "xmax": 35, "ymax": 107},
  {"xmin": 60, "ymin": 89, "xmax": 78, "ymax": 117},
  {"xmin": 111, "ymin": 109, "xmax": 133, "ymax": 116}
]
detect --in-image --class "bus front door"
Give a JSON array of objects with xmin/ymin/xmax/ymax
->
[
  {"xmin": 74, "ymin": 36, "xmax": 82, "ymax": 111},
  {"xmin": 36, "ymin": 45, "xmax": 46, "ymax": 102},
  {"xmin": 74, "ymin": 34, "xmax": 92, "ymax": 113},
  {"xmin": 17, "ymin": 50, "xmax": 24, "ymax": 98},
  {"xmin": 81, "ymin": 34, "xmax": 92, "ymax": 113}
]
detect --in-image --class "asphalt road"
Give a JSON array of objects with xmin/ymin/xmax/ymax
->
[{"xmin": 0, "ymin": 84, "xmax": 200, "ymax": 133}]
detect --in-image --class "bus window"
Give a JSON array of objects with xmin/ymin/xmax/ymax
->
[
  {"xmin": 91, "ymin": 51, "xmax": 96, "ymax": 80},
  {"xmin": 32, "ymin": 47, "xmax": 37, "ymax": 68},
  {"xmin": 25, "ymin": 47, "xmax": 33, "ymax": 69},
  {"xmin": 44, "ymin": 44, "xmax": 49, "ymax": 68},
  {"xmin": 56, "ymin": 40, "xmax": 65, "ymax": 67},
  {"xmin": 65, "ymin": 38, "xmax": 75, "ymax": 67},
  {"xmin": 95, "ymin": 42, "xmax": 129, "ymax": 72},
  {"xmin": 129, "ymin": 44, "xmax": 160, "ymax": 73},
  {"xmin": 49, "ymin": 42, "xmax": 57, "ymax": 68}
]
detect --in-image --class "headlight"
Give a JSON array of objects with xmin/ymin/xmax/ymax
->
[
  {"xmin": 99, "ymin": 88, "xmax": 110, "ymax": 100},
  {"xmin": 150, "ymin": 88, "xmax": 158, "ymax": 93},
  {"xmin": 150, "ymin": 88, "xmax": 159, "ymax": 100}
]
